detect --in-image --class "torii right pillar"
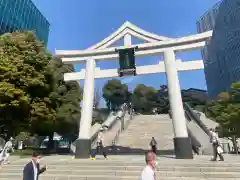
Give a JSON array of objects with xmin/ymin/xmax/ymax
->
[{"xmin": 164, "ymin": 50, "xmax": 193, "ymax": 159}]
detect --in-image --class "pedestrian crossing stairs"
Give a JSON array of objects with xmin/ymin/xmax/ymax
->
[
  {"xmin": 1, "ymin": 155, "xmax": 240, "ymax": 180},
  {"xmin": 115, "ymin": 114, "xmax": 174, "ymax": 154}
]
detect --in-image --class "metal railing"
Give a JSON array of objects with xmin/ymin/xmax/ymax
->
[
  {"xmin": 112, "ymin": 129, "xmax": 121, "ymax": 147},
  {"xmin": 183, "ymin": 102, "xmax": 210, "ymax": 135},
  {"xmin": 109, "ymin": 104, "xmax": 133, "ymax": 151}
]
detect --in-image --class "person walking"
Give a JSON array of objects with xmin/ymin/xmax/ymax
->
[
  {"xmin": 0, "ymin": 137, "xmax": 14, "ymax": 165},
  {"xmin": 23, "ymin": 152, "xmax": 46, "ymax": 180},
  {"xmin": 141, "ymin": 151, "xmax": 157, "ymax": 180},
  {"xmin": 150, "ymin": 137, "xmax": 157, "ymax": 154},
  {"xmin": 90, "ymin": 127, "xmax": 108, "ymax": 160},
  {"xmin": 209, "ymin": 128, "xmax": 224, "ymax": 161}
]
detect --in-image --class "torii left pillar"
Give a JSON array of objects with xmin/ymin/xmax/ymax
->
[{"xmin": 75, "ymin": 59, "xmax": 96, "ymax": 158}]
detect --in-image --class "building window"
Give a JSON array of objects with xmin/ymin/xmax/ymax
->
[
  {"xmin": 224, "ymin": 16, "xmax": 228, "ymax": 25},
  {"xmin": 196, "ymin": 21, "xmax": 201, "ymax": 33},
  {"xmin": 213, "ymin": 8, "xmax": 219, "ymax": 20},
  {"xmin": 207, "ymin": 12, "xmax": 213, "ymax": 30},
  {"xmin": 201, "ymin": 17, "xmax": 206, "ymax": 31}
]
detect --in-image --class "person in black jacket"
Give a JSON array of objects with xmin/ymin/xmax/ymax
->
[
  {"xmin": 23, "ymin": 152, "xmax": 46, "ymax": 180},
  {"xmin": 150, "ymin": 137, "xmax": 157, "ymax": 154}
]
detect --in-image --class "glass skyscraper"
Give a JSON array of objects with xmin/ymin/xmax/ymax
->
[
  {"xmin": 197, "ymin": 0, "xmax": 240, "ymax": 98},
  {"xmin": 196, "ymin": 1, "xmax": 221, "ymax": 63},
  {"xmin": 0, "ymin": 0, "xmax": 50, "ymax": 44}
]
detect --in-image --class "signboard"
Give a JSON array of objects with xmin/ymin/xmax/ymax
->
[{"xmin": 117, "ymin": 47, "xmax": 136, "ymax": 77}]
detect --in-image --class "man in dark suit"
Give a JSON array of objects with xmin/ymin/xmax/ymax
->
[{"xmin": 23, "ymin": 152, "xmax": 46, "ymax": 180}]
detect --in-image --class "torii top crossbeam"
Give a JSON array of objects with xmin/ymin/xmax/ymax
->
[
  {"xmin": 55, "ymin": 21, "xmax": 212, "ymax": 62},
  {"xmin": 55, "ymin": 21, "xmax": 212, "ymax": 81}
]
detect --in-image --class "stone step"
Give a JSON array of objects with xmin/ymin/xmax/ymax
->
[
  {"xmin": 0, "ymin": 177, "xmax": 236, "ymax": 180},
  {"xmin": 118, "ymin": 136, "xmax": 171, "ymax": 138},
  {"xmin": 1, "ymin": 155, "xmax": 240, "ymax": 180},
  {"xmin": 3, "ymin": 166, "xmax": 240, "ymax": 172},
  {"xmin": 117, "ymin": 115, "xmax": 174, "ymax": 151},
  {"xmin": 3, "ymin": 161, "xmax": 240, "ymax": 167},
  {"xmin": 1, "ymin": 171, "xmax": 240, "ymax": 178}
]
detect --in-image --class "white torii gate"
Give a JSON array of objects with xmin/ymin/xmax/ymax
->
[{"xmin": 56, "ymin": 21, "xmax": 212, "ymax": 159}]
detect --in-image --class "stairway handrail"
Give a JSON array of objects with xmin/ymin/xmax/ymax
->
[
  {"xmin": 183, "ymin": 102, "xmax": 210, "ymax": 136},
  {"xmin": 111, "ymin": 103, "xmax": 130, "ymax": 146}
]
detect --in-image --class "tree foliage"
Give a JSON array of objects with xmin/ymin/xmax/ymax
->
[
  {"xmin": 155, "ymin": 85, "xmax": 170, "ymax": 114},
  {"xmin": 131, "ymin": 84, "xmax": 158, "ymax": 114},
  {"xmin": 102, "ymin": 79, "xmax": 128, "ymax": 111},
  {"xmin": 181, "ymin": 89, "xmax": 208, "ymax": 112},
  {"xmin": 101, "ymin": 80, "xmax": 208, "ymax": 115},
  {"xmin": 48, "ymin": 57, "xmax": 82, "ymax": 137},
  {"xmin": 205, "ymin": 82, "xmax": 240, "ymax": 138},
  {"xmin": 0, "ymin": 31, "xmax": 55, "ymax": 137}
]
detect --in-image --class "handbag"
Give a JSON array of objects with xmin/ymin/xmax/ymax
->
[
  {"xmin": 217, "ymin": 145, "xmax": 223, "ymax": 154},
  {"xmin": 7, "ymin": 148, "xmax": 12, "ymax": 153}
]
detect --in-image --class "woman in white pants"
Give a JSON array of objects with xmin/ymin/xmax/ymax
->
[{"xmin": 0, "ymin": 137, "xmax": 14, "ymax": 165}]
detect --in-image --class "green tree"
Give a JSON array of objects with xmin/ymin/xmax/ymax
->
[
  {"xmin": 205, "ymin": 82, "xmax": 240, "ymax": 151},
  {"xmin": 181, "ymin": 89, "xmax": 208, "ymax": 111},
  {"xmin": 155, "ymin": 85, "xmax": 170, "ymax": 114},
  {"xmin": 156, "ymin": 85, "xmax": 208, "ymax": 113},
  {"xmin": 48, "ymin": 57, "xmax": 82, "ymax": 138},
  {"xmin": 102, "ymin": 79, "xmax": 128, "ymax": 111},
  {"xmin": 0, "ymin": 31, "xmax": 55, "ymax": 138},
  {"xmin": 132, "ymin": 84, "xmax": 158, "ymax": 114},
  {"xmin": 0, "ymin": 82, "xmax": 28, "ymax": 136}
]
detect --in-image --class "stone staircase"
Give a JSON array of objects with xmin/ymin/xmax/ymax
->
[
  {"xmin": 1, "ymin": 155, "xmax": 240, "ymax": 180},
  {"xmin": 115, "ymin": 114, "xmax": 174, "ymax": 154}
]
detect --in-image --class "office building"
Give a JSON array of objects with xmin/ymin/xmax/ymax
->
[
  {"xmin": 196, "ymin": 1, "xmax": 222, "ymax": 98},
  {"xmin": 197, "ymin": 0, "xmax": 240, "ymax": 98},
  {"xmin": 196, "ymin": 1, "xmax": 221, "ymax": 61},
  {"xmin": 0, "ymin": 0, "xmax": 50, "ymax": 44},
  {"xmin": 208, "ymin": 0, "xmax": 240, "ymax": 97}
]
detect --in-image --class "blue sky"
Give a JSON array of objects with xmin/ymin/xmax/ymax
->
[{"xmin": 33, "ymin": 0, "xmax": 220, "ymax": 106}]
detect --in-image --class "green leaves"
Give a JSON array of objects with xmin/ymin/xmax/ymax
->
[
  {"xmin": 48, "ymin": 57, "xmax": 82, "ymax": 136},
  {"xmin": 102, "ymin": 82, "xmax": 207, "ymax": 115},
  {"xmin": 0, "ymin": 31, "xmax": 82, "ymax": 139},
  {"xmin": 0, "ymin": 31, "xmax": 55, "ymax": 137},
  {"xmin": 0, "ymin": 82, "xmax": 28, "ymax": 108},
  {"xmin": 131, "ymin": 84, "xmax": 158, "ymax": 114},
  {"xmin": 102, "ymin": 79, "xmax": 129, "ymax": 110},
  {"xmin": 205, "ymin": 82, "xmax": 240, "ymax": 138}
]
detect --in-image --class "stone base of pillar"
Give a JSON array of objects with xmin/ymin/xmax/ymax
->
[
  {"xmin": 174, "ymin": 137, "xmax": 193, "ymax": 159},
  {"xmin": 75, "ymin": 138, "xmax": 91, "ymax": 159}
]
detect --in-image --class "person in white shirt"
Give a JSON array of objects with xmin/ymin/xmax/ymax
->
[
  {"xmin": 0, "ymin": 137, "xmax": 14, "ymax": 165},
  {"xmin": 209, "ymin": 128, "xmax": 224, "ymax": 161},
  {"xmin": 141, "ymin": 151, "xmax": 157, "ymax": 180},
  {"xmin": 90, "ymin": 127, "xmax": 108, "ymax": 160}
]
